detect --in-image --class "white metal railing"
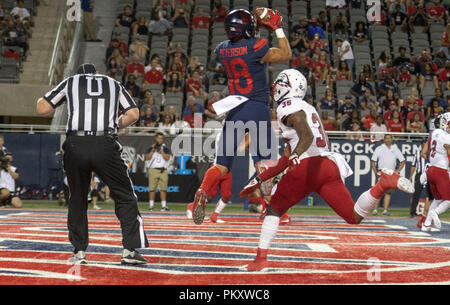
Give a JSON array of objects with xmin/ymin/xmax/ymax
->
[
  {"xmin": 48, "ymin": 5, "xmax": 67, "ymax": 85},
  {"xmin": 0, "ymin": 124, "xmax": 430, "ymax": 141}
]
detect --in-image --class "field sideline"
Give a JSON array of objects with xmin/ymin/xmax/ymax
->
[{"xmin": 14, "ymin": 200, "xmax": 450, "ymax": 219}]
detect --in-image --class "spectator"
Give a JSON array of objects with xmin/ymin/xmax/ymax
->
[
  {"xmin": 171, "ymin": 6, "xmax": 189, "ymax": 28},
  {"xmin": 370, "ymin": 115, "xmax": 388, "ymax": 142},
  {"xmin": 408, "ymin": 4, "xmax": 430, "ymax": 33},
  {"xmin": 427, "ymin": 98, "xmax": 445, "ymax": 118},
  {"xmin": 335, "ymin": 38, "xmax": 354, "ymax": 72},
  {"xmin": 362, "ymin": 109, "xmax": 378, "ymax": 130},
  {"xmin": 186, "ymin": 71, "xmax": 205, "ymax": 98},
  {"xmin": 81, "ymin": 0, "xmax": 101, "ymax": 42},
  {"xmin": 353, "ymin": 21, "xmax": 368, "ymax": 43},
  {"xmin": 342, "ymin": 109, "xmax": 361, "ymax": 131},
  {"xmin": 112, "ymin": 32, "xmax": 129, "ymax": 56},
  {"xmin": 313, "ymin": 51, "xmax": 333, "ymax": 85},
  {"xmin": 205, "ymin": 91, "xmax": 223, "ymax": 122},
  {"xmin": 127, "ymin": 55, "xmax": 145, "ymax": 79},
  {"xmin": 407, "ymin": 87, "xmax": 423, "ymax": 107},
  {"xmin": 0, "ymin": 3, "xmax": 6, "ymax": 22},
  {"xmin": 318, "ymin": 11, "xmax": 328, "ymax": 31},
  {"xmin": 360, "ymin": 64, "xmax": 375, "ymax": 82},
  {"xmin": 187, "ymin": 56, "xmax": 205, "ymax": 76},
  {"xmin": 318, "ymin": 87, "xmax": 337, "ymax": 112},
  {"xmin": 358, "ymin": 88, "xmax": 376, "ymax": 110},
  {"xmin": 331, "ymin": 13, "xmax": 348, "ymax": 35},
  {"xmin": 2, "ymin": 20, "xmax": 29, "ymax": 57},
  {"xmin": 336, "ymin": 60, "xmax": 352, "ymax": 81},
  {"xmin": 0, "ymin": 136, "xmax": 7, "ymax": 153},
  {"xmin": 434, "ymin": 49, "xmax": 447, "ymax": 70},
  {"xmin": 129, "ymin": 37, "xmax": 149, "ymax": 61},
  {"xmin": 350, "ymin": 73, "xmax": 374, "ymax": 97},
  {"xmin": 346, "ymin": 121, "xmax": 365, "ymax": 141},
  {"xmin": 309, "ymin": 33, "xmax": 328, "ymax": 57},
  {"xmin": 182, "ymin": 95, "xmax": 205, "ymax": 119},
  {"xmin": 166, "ymin": 105, "xmax": 180, "ymax": 125},
  {"xmin": 292, "ymin": 51, "xmax": 313, "ymax": 70},
  {"xmin": 389, "ymin": 3, "xmax": 408, "ymax": 33},
  {"xmin": 438, "ymin": 60, "xmax": 450, "ymax": 90},
  {"xmin": 290, "ymin": 18, "xmax": 310, "ymax": 56},
  {"xmin": 321, "ymin": 110, "xmax": 338, "ymax": 131},
  {"xmin": 308, "ymin": 18, "xmax": 325, "ymax": 41},
  {"xmin": 419, "ymin": 62, "xmax": 439, "ymax": 92},
  {"xmin": 393, "ymin": 47, "xmax": 410, "ymax": 67},
  {"xmin": 427, "ymin": 87, "xmax": 448, "ymax": 109},
  {"xmin": 10, "ymin": 0, "xmax": 30, "ymax": 22},
  {"xmin": 192, "ymin": 7, "xmax": 209, "ymax": 29},
  {"xmin": 170, "ymin": 115, "xmax": 190, "ymax": 135},
  {"xmin": 125, "ymin": 74, "xmax": 141, "ymax": 98},
  {"xmin": 406, "ymin": 101, "xmax": 426, "ymax": 122},
  {"xmin": 371, "ymin": 134, "xmax": 406, "ymax": 215},
  {"xmin": 167, "ymin": 58, "xmax": 186, "ymax": 79},
  {"xmin": 0, "ymin": 153, "xmax": 22, "ymax": 208},
  {"xmin": 387, "ymin": 109, "xmax": 405, "ymax": 132},
  {"xmin": 105, "ymin": 39, "xmax": 120, "ymax": 62},
  {"xmin": 377, "ymin": 50, "xmax": 390, "ymax": 70},
  {"xmin": 115, "ymin": 5, "xmax": 136, "ymax": 28},
  {"xmin": 388, "ymin": 0, "xmax": 406, "ymax": 14},
  {"xmin": 406, "ymin": 55, "xmax": 421, "ymax": 77},
  {"xmin": 378, "ymin": 76, "xmax": 399, "ymax": 98},
  {"xmin": 337, "ymin": 95, "xmax": 356, "ymax": 121},
  {"xmin": 157, "ymin": 114, "xmax": 173, "ymax": 135},
  {"xmin": 381, "ymin": 88, "xmax": 399, "ymax": 110},
  {"xmin": 426, "ymin": 0, "xmax": 445, "ymax": 23},
  {"xmin": 140, "ymin": 106, "xmax": 158, "ymax": 127},
  {"xmin": 145, "ymin": 132, "xmax": 172, "ymax": 211},
  {"xmin": 148, "ymin": 10, "xmax": 172, "ymax": 35},
  {"xmin": 398, "ymin": 64, "xmax": 415, "ymax": 88},
  {"xmin": 166, "ymin": 72, "xmax": 183, "ymax": 93},
  {"xmin": 144, "ymin": 60, "xmax": 164, "ymax": 85},
  {"xmin": 295, "ymin": 57, "xmax": 313, "ymax": 85},
  {"xmin": 168, "ymin": 43, "xmax": 188, "ymax": 66},
  {"xmin": 441, "ymin": 23, "xmax": 450, "ymax": 59},
  {"xmin": 106, "ymin": 57, "xmax": 122, "ymax": 81},
  {"xmin": 140, "ymin": 90, "xmax": 159, "ymax": 115},
  {"xmin": 132, "ymin": 16, "xmax": 149, "ymax": 36},
  {"xmin": 213, "ymin": 0, "xmax": 227, "ymax": 23},
  {"xmin": 212, "ymin": 65, "xmax": 228, "ymax": 86},
  {"xmin": 153, "ymin": 0, "xmax": 171, "ymax": 19}
]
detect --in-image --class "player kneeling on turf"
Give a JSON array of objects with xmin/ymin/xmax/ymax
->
[{"xmin": 239, "ymin": 69, "xmax": 415, "ymax": 271}]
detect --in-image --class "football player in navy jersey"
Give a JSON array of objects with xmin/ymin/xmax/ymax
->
[{"xmin": 191, "ymin": 8, "xmax": 292, "ymax": 224}]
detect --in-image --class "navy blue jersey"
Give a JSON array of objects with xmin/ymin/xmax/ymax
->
[{"xmin": 215, "ymin": 38, "xmax": 270, "ymax": 103}]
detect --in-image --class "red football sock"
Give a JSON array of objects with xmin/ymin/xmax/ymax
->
[
  {"xmin": 257, "ymin": 196, "xmax": 268, "ymax": 209},
  {"xmin": 256, "ymin": 247, "xmax": 268, "ymax": 259},
  {"xmin": 369, "ymin": 182, "xmax": 385, "ymax": 199},
  {"xmin": 200, "ymin": 166, "xmax": 223, "ymax": 192}
]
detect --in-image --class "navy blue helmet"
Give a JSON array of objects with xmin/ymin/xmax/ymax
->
[{"xmin": 224, "ymin": 9, "xmax": 256, "ymax": 42}]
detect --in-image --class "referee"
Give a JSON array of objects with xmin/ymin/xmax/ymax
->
[
  {"xmin": 409, "ymin": 139, "xmax": 427, "ymax": 218},
  {"xmin": 36, "ymin": 63, "xmax": 148, "ymax": 265}
]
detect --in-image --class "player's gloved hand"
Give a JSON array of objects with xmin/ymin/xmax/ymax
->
[
  {"xmin": 288, "ymin": 153, "xmax": 301, "ymax": 169},
  {"xmin": 240, "ymin": 176, "xmax": 262, "ymax": 198},
  {"xmin": 259, "ymin": 9, "xmax": 283, "ymax": 31}
]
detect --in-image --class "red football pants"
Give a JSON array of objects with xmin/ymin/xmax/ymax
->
[
  {"xmin": 427, "ymin": 166, "xmax": 450, "ymax": 200},
  {"xmin": 269, "ymin": 156, "xmax": 357, "ymax": 224}
]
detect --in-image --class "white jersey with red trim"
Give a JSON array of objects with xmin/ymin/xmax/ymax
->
[
  {"xmin": 276, "ymin": 97, "xmax": 353, "ymax": 178},
  {"xmin": 276, "ymin": 98, "xmax": 330, "ymax": 159},
  {"xmin": 429, "ymin": 128, "xmax": 450, "ymax": 170}
]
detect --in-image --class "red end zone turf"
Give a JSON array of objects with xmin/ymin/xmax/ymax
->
[{"xmin": 0, "ymin": 209, "xmax": 449, "ymax": 285}]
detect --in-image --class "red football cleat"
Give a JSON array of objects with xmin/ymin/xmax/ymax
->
[
  {"xmin": 280, "ymin": 213, "xmax": 291, "ymax": 225},
  {"xmin": 244, "ymin": 257, "xmax": 269, "ymax": 271},
  {"xmin": 379, "ymin": 169, "xmax": 414, "ymax": 194},
  {"xmin": 192, "ymin": 189, "xmax": 207, "ymax": 225}
]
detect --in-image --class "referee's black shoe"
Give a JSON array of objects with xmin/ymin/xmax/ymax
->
[{"xmin": 121, "ymin": 249, "xmax": 147, "ymax": 265}]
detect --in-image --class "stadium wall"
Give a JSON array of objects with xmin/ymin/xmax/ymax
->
[{"xmin": 0, "ymin": 84, "xmax": 53, "ymax": 117}]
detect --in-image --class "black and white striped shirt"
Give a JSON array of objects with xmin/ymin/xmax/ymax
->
[
  {"xmin": 412, "ymin": 147, "xmax": 426, "ymax": 175},
  {"xmin": 43, "ymin": 74, "xmax": 136, "ymax": 133}
]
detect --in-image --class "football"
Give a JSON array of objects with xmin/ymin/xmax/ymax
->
[{"xmin": 254, "ymin": 7, "xmax": 271, "ymax": 23}]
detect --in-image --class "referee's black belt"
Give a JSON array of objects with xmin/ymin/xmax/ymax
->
[{"xmin": 67, "ymin": 130, "xmax": 116, "ymax": 137}]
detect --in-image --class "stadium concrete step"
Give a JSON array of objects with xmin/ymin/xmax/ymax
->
[{"xmin": 20, "ymin": 1, "xmax": 64, "ymax": 85}]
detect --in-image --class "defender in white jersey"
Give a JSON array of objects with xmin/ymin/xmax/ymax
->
[
  {"xmin": 240, "ymin": 69, "xmax": 415, "ymax": 271},
  {"xmin": 423, "ymin": 112, "xmax": 450, "ymax": 231}
]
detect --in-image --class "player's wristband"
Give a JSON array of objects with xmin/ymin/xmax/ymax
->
[{"xmin": 275, "ymin": 28, "xmax": 285, "ymax": 39}]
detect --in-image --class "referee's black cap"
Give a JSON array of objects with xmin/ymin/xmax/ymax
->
[{"xmin": 77, "ymin": 63, "xmax": 97, "ymax": 75}]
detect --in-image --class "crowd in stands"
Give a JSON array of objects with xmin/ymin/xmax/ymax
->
[
  {"xmin": 0, "ymin": 0, "xmax": 32, "ymax": 61},
  {"xmin": 104, "ymin": 0, "xmax": 450, "ymax": 139}
]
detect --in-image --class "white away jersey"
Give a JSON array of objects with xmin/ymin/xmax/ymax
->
[
  {"xmin": 429, "ymin": 128, "xmax": 450, "ymax": 170},
  {"xmin": 276, "ymin": 98, "xmax": 330, "ymax": 160}
]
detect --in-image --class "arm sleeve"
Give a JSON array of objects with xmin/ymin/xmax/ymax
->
[
  {"xmin": 43, "ymin": 78, "xmax": 69, "ymax": 108},
  {"xmin": 396, "ymin": 147, "xmax": 405, "ymax": 162},
  {"xmin": 118, "ymin": 85, "xmax": 137, "ymax": 113},
  {"xmin": 371, "ymin": 148, "xmax": 379, "ymax": 162},
  {"xmin": 259, "ymin": 156, "xmax": 289, "ymax": 181}
]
